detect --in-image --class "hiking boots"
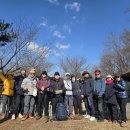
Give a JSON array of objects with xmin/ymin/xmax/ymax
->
[
  {"xmin": 29, "ymin": 114, "xmax": 34, "ymax": 119},
  {"xmin": 21, "ymin": 115, "xmax": 28, "ymax": 121}
]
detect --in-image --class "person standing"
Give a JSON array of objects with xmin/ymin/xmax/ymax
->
[
  {"xmin": 49, "ymin": 72, "xmax": 65, "ymax": 120},
  {"xmin": 64, "ymin": 73, "xmax": 73, "ymax": 119},
  {"xmin": 81, "ymin": 71, "xmax": 96, "ymax": 121},
  {"xmin": 36, "ymin": 71, "xmax": 50, "ymax": 120},
  {"xmin": 71, "ymin": 75, "xmax": 82, "ymax": 118},
  {"xmin": 104, "ymin": 75, "xmax": 118, "ymax": 123},
  {"xmin": 21, "ymin": 68, "xmax": 37, "ymax": 121},
  {"xmin": 114, "ymin": 74, "xmax": 128, "ymax": 127},
  {"xmin": 11, "ymin": 69, "xmax": 26, "ymax": 120},
  {"xmin": 93, "ymin": 70, "xmax": 105, "ymax": 122},
  {"xmin": 0, "ymin": 71, "xmax": 15, "ymax": 119}
]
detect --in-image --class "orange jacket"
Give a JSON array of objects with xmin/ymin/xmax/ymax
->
[{"xmin": 0, "ymin": 73, "xmax": 15, "ymax": 96}]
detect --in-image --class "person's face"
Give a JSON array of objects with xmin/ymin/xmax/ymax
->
[
  {"xmin": 29, "ymin": 71, "xmax": 35, "ymax": 78},
  {"xmin": 21, "ymin": 70, "xmax": 26, "ymax": 76},
  {"xmin": 106, "ymin": 77, "xmax": 112, "ymax": 81},
  {"xmin": 66, "ymin": 75, "xmax": 71, "ymax": 79},
  {"xmin": 42, "ymin": 74, "xmax": 47, "ymax": 78},
  {"xmin": 84, "ymin": 73, "xmax": 89, "ymax": 78},
  {"xmin": 55, "ymin": 75, "xmax": 60, "ymax": 80},
  {"xmin": 95, "ymin": 73, "xmax": 101, "ymax": 78},
  {"xmin": 115, "ymin": 76, "xmax": 120, "ymax": 81},
  {"xmin": 7, "ymin": 75, "xmax": 14, "ymax": 80}
]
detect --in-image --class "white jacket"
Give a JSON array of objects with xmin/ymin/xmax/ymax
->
[{"xmin": 64, "ymin": 79, "xmax": 73, "ymax": 95}]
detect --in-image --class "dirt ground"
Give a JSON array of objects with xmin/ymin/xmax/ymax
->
[
  {"xmin": 0, "ymin": 103, "xmax": 130, "ymax": 130},
  {"xmin": 0, "ymin": 116, "xmax": 130, "ymax": 130}
]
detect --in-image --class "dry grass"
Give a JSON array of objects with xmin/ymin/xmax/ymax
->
[{"xmin": 0, "ymin": 117, "xmax": 130, "ymax": 130}]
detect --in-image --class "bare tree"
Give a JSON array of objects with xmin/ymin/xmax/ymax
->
[
  {"xmin": 0, "ymin": 19, "xmax": 53, "ymax": 74},
  {"xmin": 59, "ymin": 56, "xmax": 88, "ymax": 77},
  {"xmin": 100, "ymin": 30, "xmax": 130, "ymax": 75}
]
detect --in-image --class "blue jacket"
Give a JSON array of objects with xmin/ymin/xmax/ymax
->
[
  {"xmin": 94, "ymin": 77, "xmax": 105, "ymax": 97},
  {"xmin": 14, "ymin": 75, "xmax": 26, "ymax": 95},
  {"xmin": 104, "ymin": 83, "xmax": 117, "ymax": 105},
  {"xmin": 81, "ymin": 76, "xmax": 94, "ymax": 96},
  {"xmin": 72, "ymin": 80, "xmax": 81, "ymax": 96},
  {"xmin": 114, "ymin": 79, "xmax": 128, "ymax": 99}
]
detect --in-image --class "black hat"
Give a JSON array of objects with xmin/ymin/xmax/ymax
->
[
  {"xmin": 71, "ymin": 74, "xmax": 75, "ymax": 78},
  {"xmin": 82, "ymin": 71, "xmax": 89, "ymax": 76},
  {"xmin": 54, "ymin": 72, "xmax": 60, "ymax": 76},
  {"xmin": 114, "ymin": 73, "xmax": 120, "ymax": 78},
  {"xmin": 42, "ymin": 71, "xmax": 47, "ymax": 75}
]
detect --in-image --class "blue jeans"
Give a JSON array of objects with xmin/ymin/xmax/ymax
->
[
  {"xmin": 84, "ymin": 96, "xmax": 95, "ymax": 117},
  {"xmin": 24, "ymin": 95, "xmax": 35, "ymax": 115},
  {"xmin": 65, "ymin": 95, "xmax": 73, "ymax": 115}
]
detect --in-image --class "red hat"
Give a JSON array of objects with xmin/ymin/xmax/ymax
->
[{"xmin": 95, "ymin": 70, "xmax": 101, "ymax": 74}]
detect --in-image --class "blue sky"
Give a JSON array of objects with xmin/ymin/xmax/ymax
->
[{"xmin": 0, "ymin": 0, "xmax": 130, "ymax": 72}]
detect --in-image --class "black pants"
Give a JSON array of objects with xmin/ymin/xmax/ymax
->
[
  {"xmin": 93, "ymin": 96, "xmax": 104, "ymax": 120},
  {"xmin": 107, "ymin": 103, "xmax": 118, "ymax": 121},
  {"xmin": 13, "ymin": 95, "xmax": 24, "ymax": 115},
  {"xmin": 117, "ymin": 98, "xmax": 127, "ymax": 122},
  {"xmin": 73, "ymin": 95, "xmax": 82, "ymax": 115},
  {"xmin": 51, "ymin": 95, "xmax": 64, "ymax": 116},
  {"xmin": 36, "ymin": 91, "xmax": 49, "ymax": 117},
  {"xmin": 84, "ymin": 96, "xmax": 95, "ymax": 116}
]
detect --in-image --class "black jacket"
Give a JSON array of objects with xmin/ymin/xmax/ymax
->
[
  {"xmin": 14, "ymin": 75, "xmax": 26, "ymax": 95},
  {"xmin": 81, "ymin": 76, "xmax": 94, "ymax": 96},
  {"xmin": 114, "ymin": 79, "xmax": 128, "ymax": 99},
  {"xmin": 104, "ymin": 83, "xmax": 117, "ymax": 105},
  {"xmin": 72, "ymin": 80, "xmax": 81, "ymax": 96},
  {"xmin": 50, "ymin": 78, "xmax": 65, "ymax": 97}
]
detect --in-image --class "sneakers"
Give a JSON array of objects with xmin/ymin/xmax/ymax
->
[
  {"xmin": 85, "ymin": 115, "xmax": 91, "ymax": 119},
  {"xmin": 21, "ymin": 115, "xmax": 28, "ymax": 121},
  {"xmin": 121, "ymin": 121, "xmax": 127, "ymax": 127},
  {"xmin": 89, "ymin": 116, "xmax": 96, "ymax": 121},
  {"xmin": 11, "ymin": 114, "xmax": 16, "ymax": 120},
  {"xmin": 18, "ymin": 113, "xmax": 23, "ymax": 118}
]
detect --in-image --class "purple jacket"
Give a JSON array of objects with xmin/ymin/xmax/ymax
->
[{"xmin": 36, "ymin": 78, "xmax": 50, "ymax": 93}]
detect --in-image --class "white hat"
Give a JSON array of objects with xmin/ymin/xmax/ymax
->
[
  {"xmin": 65, "ymin": 73, "xmax": 71, "ymax": 76},
  {"xmin": 106, "ymin": 75, "xmax": 113, "ymax": 80}
]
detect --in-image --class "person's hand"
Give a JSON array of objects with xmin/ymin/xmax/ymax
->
[
  {"xmin": 23, "ymin": 87, "xmax": 28, "ymax": 91},
  {"xmin": 81, "ymin": 95, "xmax": 84, "ymax": 98},
  {"xmin": 41, "ymin": 87, "xmax": 45, "ymax": 91}
]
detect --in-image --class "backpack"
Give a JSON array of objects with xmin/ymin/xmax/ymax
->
[{"xmin": 56, "ymin": 103, "xmax": 67, "ymax": 121}]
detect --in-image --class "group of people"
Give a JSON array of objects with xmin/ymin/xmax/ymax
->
[{"xmin": 0, "ymin": 68, "xmax": 128, "ymax": 127}]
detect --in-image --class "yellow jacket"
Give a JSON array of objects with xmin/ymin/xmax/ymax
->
[{"xmin": 0, "ymin": 73, "xmax": 15, "ymax": 96}]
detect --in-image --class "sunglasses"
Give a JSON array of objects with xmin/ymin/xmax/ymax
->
[
  {"xmin": 30, "ymin": 73, "xmax": 35, "ymax": 75},
  {"xmin": 115, "ymin": 76, "xmax": 120, "ymax": 78},
  {"xmin": 95, "ymin": 74, "xmax": 100, "ymax": 76}
]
